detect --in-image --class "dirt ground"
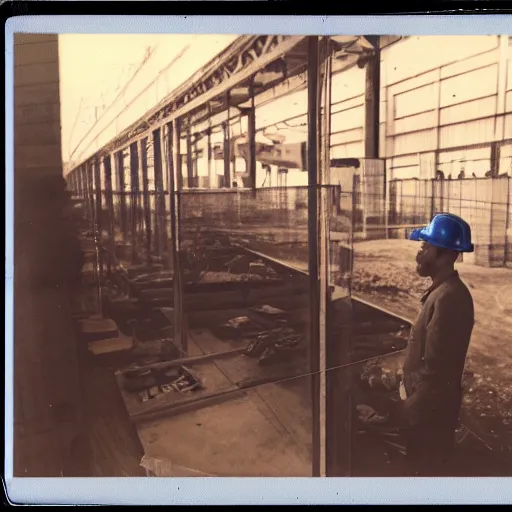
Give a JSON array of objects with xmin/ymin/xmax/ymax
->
[{"xmin": 351, "ymin": 238, "xmax": 512, "ymax": 456}]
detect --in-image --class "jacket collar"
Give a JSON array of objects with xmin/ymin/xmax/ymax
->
[{"xmin": 420, "ymin": 269, "xmax": 458, "ymax": 304}]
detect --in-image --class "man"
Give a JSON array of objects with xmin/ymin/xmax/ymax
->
[{"xmin": 402, "ymin": 213, "xmax": 475, "ymax": 476}]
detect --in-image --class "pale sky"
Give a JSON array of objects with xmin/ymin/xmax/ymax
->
[{"xmin": 58, "ymin": 34, "xmax": 197, "ymax": 163}]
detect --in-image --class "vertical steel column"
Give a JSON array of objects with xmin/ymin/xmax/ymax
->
[
  {"xmin": 116, "ymin": 151, "xmax": 128, "ymax": 242},
  {"xmin": 223, "ymin": 90, "xmax": 231, "ymax": 188},
  {"xmin": 175, "ymin": 118, "xmax": 183, "ymax": 192},
  {"xmin": 81, "ymin": 164, "xmax": 87, "ymax": 203},
  {"xmin": 103, "ymin": 154, "xmax": 115, "ymax": 273},
  {"xmin": 93, "ymin": 154, "xmax": 103, "ymax": 240},
  {"xmin": 153, "ymin": 129, "xmax": 167, "ymax": 262},
  {"xmin": 78, "ymin": 167, "xmax": 83, "ymax": 204},
  {"xmin": 92, "ymin": 155, "xmax": 104, "ymax": 306},
  {"xmin": 307, "ymin": 35, "xmax": 322, "ymax": 478},
  {"xmin": 319, "ymin": 37, "xmax": 332, "ymax": 479},
  {"xmin": 75, "ymin": 170, "xmax": 80, "ymax": 197},
  {"xmin": 166, "ymin": 121, "xmax": 187, "ymax": 354},
  {"xmin": 81, "ymin": 165, "xmax": 87, "ymax": 215},
  {"xmin": 322, "ymin": 39, "xmax": 353, "ymax": 478},
  {"xmin": 505, "ymin": 176, "xmax": 511, "ymax": 266},
  {"xmin": 130, "ymin": 142, "xmax": 140, "ymax": 263},
  {"xmin": 207, "ymin": 125, "xmax": 213, "ymax": 188},
  {"xmin": 186, "ymin": 123, "xmax": 194, "ymax": 188},
  {"xmin": 247, "ymin": 79, "xmax": 257, "ymax": 191},
  {"xmin": 140, "ymin": 138, "xmax": 152, "ymax": 265},
  {"xmin": 86, "ymin": 160, "xmax": 95, "ymax": 228},
  {"xmin": 364, "ymin": 36, "xmax": 380, "ymax": 159},
  {"xmin": 69, "ymin": 170, "xmax": 76, "ymax": 197}
]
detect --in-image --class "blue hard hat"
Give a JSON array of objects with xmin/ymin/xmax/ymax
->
[{"xmin": 409, "ymin": 213, "xmax": 474, "ymax": 253}]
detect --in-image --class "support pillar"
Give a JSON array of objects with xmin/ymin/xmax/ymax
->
[
  {"xmin": 223, "ymin": 90, "xmax": 231, "ymax": 188},
  {"xmin": 93, "ymin": 155, "xmax": 103, "ymax": 240},
  {"xmin": 186, "ymin": 123, "xmax": 194, "ymax": 188},
  {"xmin": 207, "ymin": 126, "xmax": 214, "ymax": 189},
  {"xmin": 140, "ymin": 138, "xmax": 152, "ymax": 265},
  {"xmin": 364, "ymin": 36, "xmax": 380, "ymax": 159},
  {"xmin": 103, "ymin": 154, "xmax": 115, "ymax": 273},
  {"xmin": 247, "ymin": 80, "xmax": 257, "ymax": 191},
  {"xmin": 307, "ymin": 35, "xmax": 322, "ymax": 478},
  {"xmin": 116, "ymin": 151, "xmax": 128, "ymax": 242},
  {"xmin": 323, "ymin": 38, "xmax": 353, "ymax": 478},
  {"xmin": 153, "ymin": 129, "xmax": 167, "ymax": 262},
  {"xmin": 164, "ymin": 121, "xmax": 187, "ymax": 354},
  {"xmin": 86, "ymin": 160, "xmax": 95, "ymax": 228},
  {"xmin": 175, "ymin": 118, "xmax": 183, "ymax": 192},
  {"xmin": 129, "ymin": 142, "xmax": 140, "ymax": 263}
]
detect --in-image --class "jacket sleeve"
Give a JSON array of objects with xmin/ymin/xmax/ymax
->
[{"xmin": 404, "ymin": 291, "xmax": 473, "ymax": 426}]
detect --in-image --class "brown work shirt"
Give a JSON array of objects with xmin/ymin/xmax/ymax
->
[{"xmin": 403, "ymin": 270, "xmax": 474, "ymax": 427}]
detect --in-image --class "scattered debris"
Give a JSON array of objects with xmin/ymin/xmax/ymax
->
[
  {"xmin": 226, "ymin": 316, "xmax": 251, "ymax": 328},
  {"xmin": 253, "ymin": 305, "xmax": 285, "ymax": 316},
  {"xmin": 124, "ymin": 365, "xmax": 203, "ymax": 400},
  {"xmin": 245, "ymin": 327, "xmax": 304, "ymax": 364},
  {"xmin": 213, "ymin": 316, "xmax": 263, "ymax": 340},
  {"xmin": 249, "ymin": 261, "xmax": 267, "ymax": 277},
  {"xmin": 356, "ymin": 404, "xmax": 389, "ymax": 425}
]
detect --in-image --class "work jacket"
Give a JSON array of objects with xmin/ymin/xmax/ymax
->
[{"xmin": 402, "ymin": 270, "xmax": 474, "ymax": 428}]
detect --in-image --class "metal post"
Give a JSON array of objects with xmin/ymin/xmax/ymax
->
[
  {"xmin": 140, "ymin": 138, "xmax": 152, "ymax": 265},
  {"xmin": 307, "ymin": 35, "xmax": 321, "ymax": 478},
  {"xmin": 247, "ymin": 79, "xmax": 257, "ymax": 191},
  {"xmin": 116, "ymin": 151, "xmax": 128, "ymax": 242},
  {"xmin": 322, "ymin": 38, "xmax": 353, "ymax": 478},
  {"xmin": 320, "ymin": 37, "xmax": 333, "ymax": 477},
  {"xmin": 103, "ymin": 154, "xmax": 115, "ymax": 273},
  {"xmin": 505, "ymin": 177, "xmax": 511, "ymax": 266},
  {"xmin": 93, "ymin": 155, "xmax": 103, "ymax": 240},
  {"xmin": 153, "ymin": 129, "xmax": 167, "ymax": 262},
  {"xmin": 93, "ymin": 155, "xmax": 104, "ymax": 282},
  {"xmin": 207, "ymin": 126, "xmax": 213, "ymax": 189},
  {"xmin": 166, "ymin": 121, "xmax": 187, "ymax": 354},
  {"xmin": 223, "ymin": 90, "xmax": 231, "ymax": 188},
  {"xmin": 186, "ymin": 123, "xmax": 194, "ymax": 188},
  {"xmin": 86, "ymin": 160, "xmax": 95, "ymax": 228},
  {"xmin": 364, "ymin": 36, "xmax": 380, "ymax": 159},
  {"xmin": 160, "ymin": 128, "xmax": 171, "ymax": 263},
  {"xmin": 130, "ymin": 142, "xmax": 140, "ymax": 263},
  {"xmin": 77, "ymin": 167, "xmax": 84, "ymax": 200},
  {"xmin": 175, "ymin": 118, "xmax": 183, "ymax": 192}
]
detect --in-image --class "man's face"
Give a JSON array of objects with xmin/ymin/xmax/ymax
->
[{"xmin": 415, "ymin": 241, "xmax": 439, "ymax": 277}]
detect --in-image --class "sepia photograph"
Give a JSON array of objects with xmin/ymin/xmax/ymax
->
[{"xmin": 7, "ymin": 17, "xmax": 512, "ymax": 503}]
